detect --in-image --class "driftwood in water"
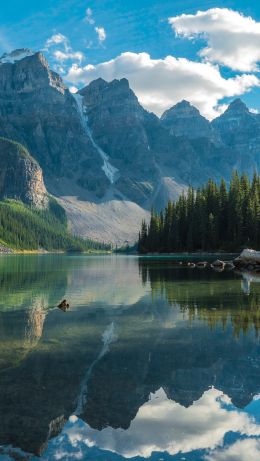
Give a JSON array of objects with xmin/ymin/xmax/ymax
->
[{"xmin": 58, "ymin": 299, "xmax": 70, "ymax": 311}]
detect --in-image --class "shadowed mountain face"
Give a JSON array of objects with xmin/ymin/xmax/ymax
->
[
  {"xmin": 161, "ymin": 100, "xmax": 219, "ymax": 142},
  {"xmin": 212, "ymin": 98, "xmax": 260, "ymax": 175},
  {"xmin": 0, "ymin": 255, "xmax": 260, "ymax": 458},
  {"xmin": 78, "ymin": 78, "xmax": 159, "ymax": 205},
  {"xmin": 78, "ymin": 77, "xmax": 190, "ymax": 206},
  {"xmin": 0, "ymin": 49, "xmax": 259, "ymax": 244}
]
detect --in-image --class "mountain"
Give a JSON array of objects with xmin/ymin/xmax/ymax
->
[
  {"xmin": 77, "ymin": 77, "xmax": 158, "ymax": 205},
  {"xmin": 0, "ymin": 137, "xmax": 48, "ymax": 208},
  {"xmin": 78, "ymin": 77, "xmax": 190, "ymax": 207},
  {"xmin": 212, "ymin": 98, "xmax": 260, "ymax": 175},
  {"xmin": 161, "ymin": 100, "xmax": 218, "ymax": 142},
  {"xmin": 0, "ymin": 49, "xmax": 259, "ymax": 245}
]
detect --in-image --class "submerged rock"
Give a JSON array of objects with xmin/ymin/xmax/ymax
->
[
  {"xmin": 234, "ymin": 249, "xmax": 260, "ymax": 271},
  {"xmin": 211, "ymin": 259, "xmax": 225, "ymax": 268},
  {"xmin": 196, "ymin": 261, "xmax": 208, "ymax": 268}
]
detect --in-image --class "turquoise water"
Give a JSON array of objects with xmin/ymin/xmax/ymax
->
[{"xmin": 0, "ymin": 254, "xmax": 259, "ymax": 460}]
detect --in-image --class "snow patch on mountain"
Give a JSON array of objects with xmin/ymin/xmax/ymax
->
[{"xmin": 73, "ymin": 93, "xmax": 119, "ymax": 184}]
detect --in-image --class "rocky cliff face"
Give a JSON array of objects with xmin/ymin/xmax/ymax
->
[
  {"xmin": 78, "ymin": 78, "xmax": 160, "ymax": 204},
  {"xmin": 212, "ymin": 98, "xmax": 260, "ymax": 175},
  {"xmin": 0, "ymin": 137, "xmax": 48, "ymax": 208},
  {"xmin": 161, "ymin": 100, "xmax": 218, "ymax": 142}
]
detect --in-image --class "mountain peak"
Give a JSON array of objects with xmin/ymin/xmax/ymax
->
[
  {"xmin": 226, "ymin": 98, "xmax": 249, "ymax": 114},
  {"xmin": 161, "ymin": 100, "xmax": 201, "ymax": 121},
  {"xmin": 0, "ymin": 48, "xmax": 35, "ymax": 65},
  {"xmin": 161, "ymin": 100, "xmax": 219, "ymax": 141},
  {"xmin": 176, "ymin": 100, "xmax": 192, "ymax": 108},
  {"xmin": 111, "ymin": 77, "xmax": 130, "ymax": 88},
  {"xmin": 0, "ymin": 49, "xmax": 67, "ymax": 95},
  {"xmin": 80, "ymin": 77, "xmax": 130, "ymax": 97}
]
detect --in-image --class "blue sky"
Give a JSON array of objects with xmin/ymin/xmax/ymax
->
[{"xmin": 1, "ymin": 0, "xmax": 260, "ymax": 118}]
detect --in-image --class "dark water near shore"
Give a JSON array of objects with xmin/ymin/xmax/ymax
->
[{"xmin": 0, "ymin": 254, "xmax": 260, "ymax": 461}]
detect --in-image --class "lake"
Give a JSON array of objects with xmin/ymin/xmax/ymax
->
[{"xmin": 0, "ymin": 254, "xmax": 260, "ymax": 461}]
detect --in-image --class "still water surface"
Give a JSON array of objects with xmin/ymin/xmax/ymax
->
[{"xmin": 0, "ymin": 254, "xmax": 260, "ymax": 460}]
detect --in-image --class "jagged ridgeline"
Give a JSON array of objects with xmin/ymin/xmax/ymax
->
[
  {"xmin": 138, "ymin": 172, "xmax": 260, "ymax": 253},
  {"xmin": 0, "ymin": 138, "xmax": 109, "ymax": 251}
]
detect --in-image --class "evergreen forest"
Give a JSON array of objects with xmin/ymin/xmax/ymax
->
[
  {"xmin": 0, "ymin": 198, "xmax": 110, "ymax": 252},
  {"xmin": 138, "ymin": 172, "xmax": 260, "ymax": 253}
]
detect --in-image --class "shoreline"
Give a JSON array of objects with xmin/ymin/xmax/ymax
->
[{"xmin": 0, "ymin": 248, "xmax": 113, "ymax": 255}]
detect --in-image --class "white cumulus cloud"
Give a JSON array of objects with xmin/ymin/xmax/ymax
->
[
  {"xmin": 84, "ymin": 7, "xmax": 95, "ymax": 25},
  {"xmin": 205, "ymin": 438, "xmax": 260, "ymax": 461},
  {"xmin": 169, "ymin": 8, "xmax": 260, "ymax": 72},
  {"xmin": 45, "ymin": 32, "xmax": 85, "ymax": 64},
  {"xmin": 95, "ymin": 26, "xmax": 106, "ymax": 42},
  {"xmin": 45, "ymin": 33, "xmax": 69, "ymax": 50},
  {"xmin": 53, "ymin": 50, "xmax": 84, "ymax": 63},
  {"xmin": 65, "ymin": 51, "xmax": 259, "ymax": 119}
]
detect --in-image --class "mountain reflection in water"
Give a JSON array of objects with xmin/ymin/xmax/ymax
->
[{"xmin": 0, "ymin": 254, "xmax": 259, "ymax": 461}]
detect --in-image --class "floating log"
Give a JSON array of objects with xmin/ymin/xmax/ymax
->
[{"xmin": 58, "ymin": 299, "xmax": 70, "ymax": 311}]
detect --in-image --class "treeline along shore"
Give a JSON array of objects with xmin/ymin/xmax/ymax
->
[{"xmin": 138, "ymin": 172, "xmax": 260, "ymax": 253}]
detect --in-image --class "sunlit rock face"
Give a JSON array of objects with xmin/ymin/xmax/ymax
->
[{"xmin": 0, "ymin": 138, "xmax": 48, "ymax": 208}]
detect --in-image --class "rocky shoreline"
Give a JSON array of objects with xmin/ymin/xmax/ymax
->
[
  {"xmin": 0, "ymin": 244, "xmax": 12, "ymax": 254},
  {"xmin": 177, "ymin": 249, "xmax": 260, "ymax": 274}
]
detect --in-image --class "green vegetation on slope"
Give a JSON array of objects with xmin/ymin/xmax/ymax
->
[
  {"xmin": 0, "ymin": 198, "xmax": 110, "ymax": 252},
  {"xmin": 138, "ymin": 172, "xmax": 260, "ymax": 253}
]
